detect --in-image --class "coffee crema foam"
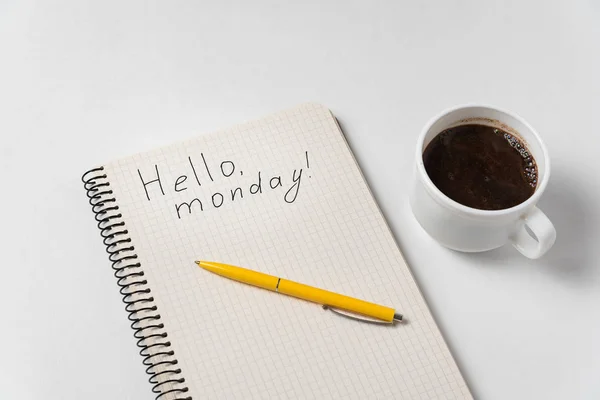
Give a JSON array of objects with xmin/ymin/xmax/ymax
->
[{"xmin": 502, "ymin": 131, "xmax": 537, "ymax": 187}]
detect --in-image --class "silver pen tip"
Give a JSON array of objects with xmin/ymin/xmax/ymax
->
[{"xmin": 393, "ymin": 313, "xmax": 403, "ymax": 322}]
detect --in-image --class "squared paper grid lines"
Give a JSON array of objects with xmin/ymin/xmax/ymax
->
[{"xmin": 102, "ymin": 103, "xmax": 472, "ymax": 399}]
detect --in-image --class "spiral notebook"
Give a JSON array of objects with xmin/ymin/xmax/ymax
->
[{"xmin": 82, "ymin": 103, "xmax": 472, "ymax": 399}]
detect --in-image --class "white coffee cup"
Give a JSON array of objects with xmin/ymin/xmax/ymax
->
[{"xmin": 409, "ymin": 104, "xmax": 556, "ymax": 259}]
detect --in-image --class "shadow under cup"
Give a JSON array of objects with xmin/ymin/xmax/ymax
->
[{"xmin": 410, "ymin": 105, "xmax": 555, "ymax": 258}]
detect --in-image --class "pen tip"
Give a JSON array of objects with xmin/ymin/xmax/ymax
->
[{"xmin": 194, "ymin": 260, "xmax": 201, "ymax": 266}]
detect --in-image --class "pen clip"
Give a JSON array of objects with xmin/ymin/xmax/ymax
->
[{"xmin": 322, "ymin": 305, "xmax": 394, "ymax": 325}]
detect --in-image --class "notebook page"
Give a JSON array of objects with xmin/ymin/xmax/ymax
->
[{"xmin": 103, "ymin": 103, "xmax": 472, "ymax": 399}]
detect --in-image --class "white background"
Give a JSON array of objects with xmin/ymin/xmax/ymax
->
[{"xmin": 1, "ymin": 1, "xmax": 598, "ymax": 399}]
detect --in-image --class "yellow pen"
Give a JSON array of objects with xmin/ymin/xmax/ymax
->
[{"xmin": 196, "ymin": 260, "xmax": 403, "ymax": 324}]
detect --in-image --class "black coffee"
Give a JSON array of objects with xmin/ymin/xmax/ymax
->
[{"xmin": 422, "ymin": 124, "xmax": 537, "ymax": 210}]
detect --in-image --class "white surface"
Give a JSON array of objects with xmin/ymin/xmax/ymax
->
[{"xmin": 0, "ymin": 1, "xmax": 598, "ymax": 399}]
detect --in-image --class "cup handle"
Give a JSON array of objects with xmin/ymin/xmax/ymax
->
[{"xmin": 510, "ymin": 207, "xmax": 556, "ymax": 259}]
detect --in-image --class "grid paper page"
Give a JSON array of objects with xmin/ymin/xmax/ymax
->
[{"xmin": 103, "ymin": 103, "xmax": 472, "ymax": 399}]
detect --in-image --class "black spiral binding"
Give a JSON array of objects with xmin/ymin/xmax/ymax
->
[{"xmin": 82, "ymin": 167, "xmax": 192, "ymax": 400}]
